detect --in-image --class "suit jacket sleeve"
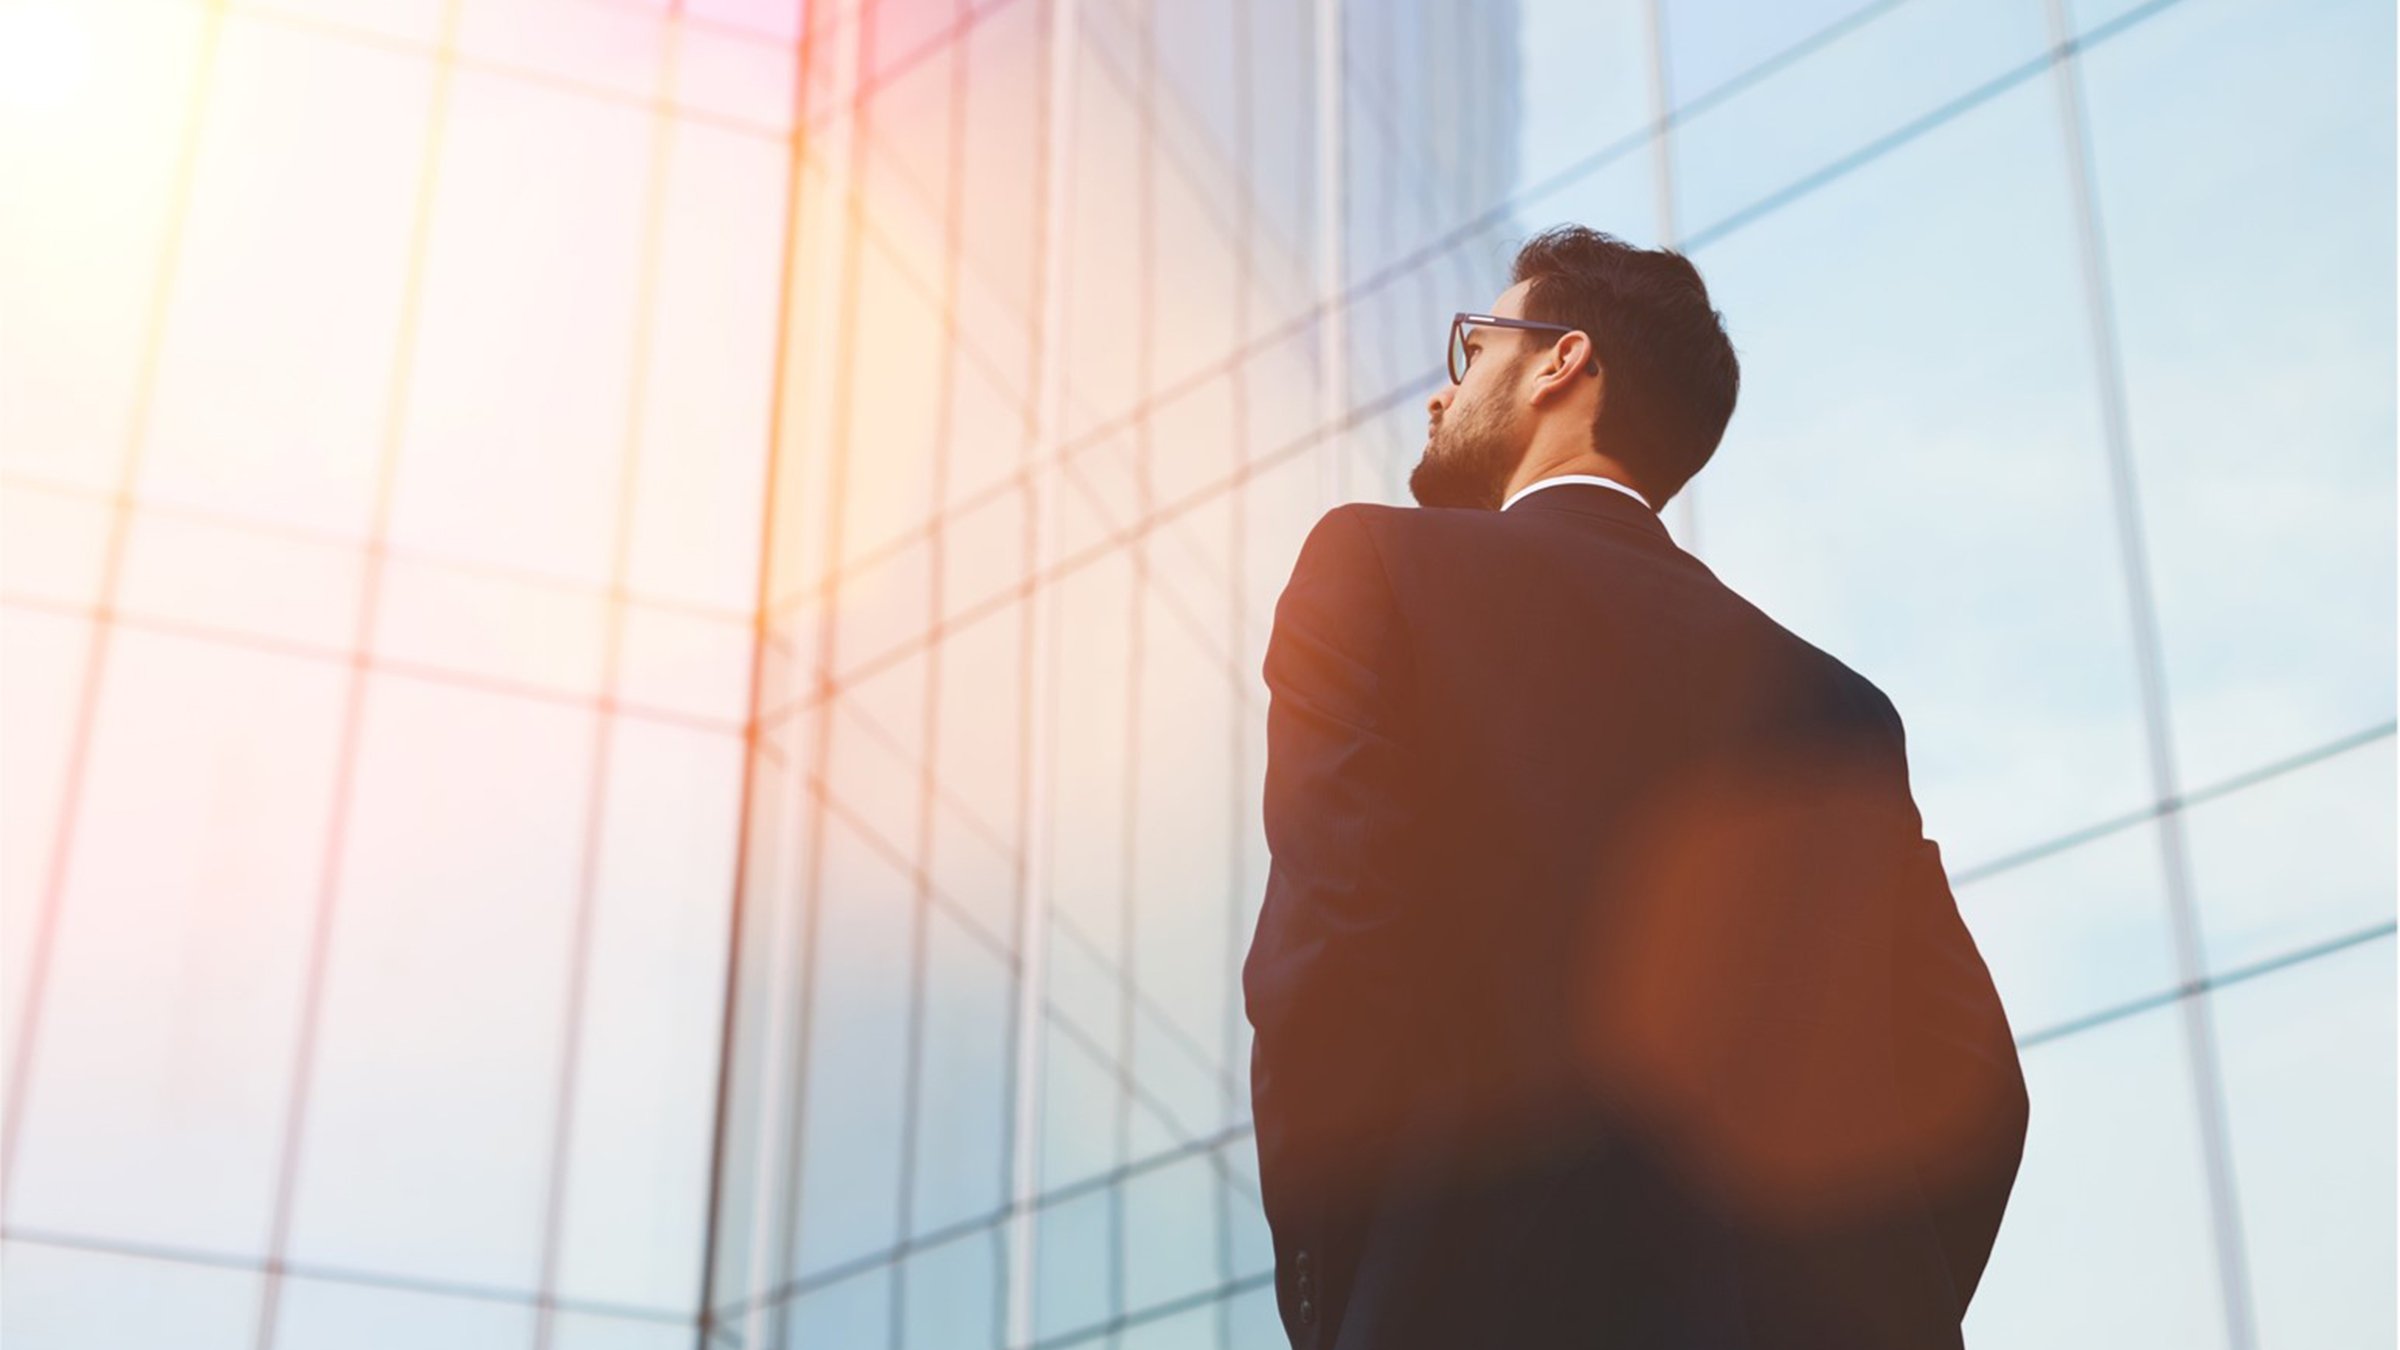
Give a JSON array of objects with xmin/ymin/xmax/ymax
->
[
  {"xmin": 1243, "ymin": 504, "xmax": 1426, "ymax": 1341},
  {"xmin": 1877, "ymin": 698, "xmax": 2032, "ymax": 1317}
]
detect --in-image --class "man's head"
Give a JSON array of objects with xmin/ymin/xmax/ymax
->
[{"xmin": 1409, "ymin": 225, "xmax": 1740, "ymax": 513}]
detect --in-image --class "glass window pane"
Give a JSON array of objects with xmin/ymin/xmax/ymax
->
[
  {"xmin": 1, "ymin": 608, "xmax": 91, "ymax": 1040},
  {"xmin": 1119, "ymin": 1296, "xmax": 1217, "ymax": 1350},
  {"xmin": 286, "ymin": 678, "xmax": 596, "ymax": 1288},
  {"xmin": 1514, "ymin": 0, "xmax": 1652, "ymax": 195},
  {"xmin": 833, "ymin": 537, "xmax": 934, "ymax": 682},
  {"xmin": 1129, "ymin": 504, "xmax": 1239, "ymax": 1136},
  {"xmin": 2184, "ymin": 735, "xmax": 2396, "ymax": 975},
  {"xmin": 119, "ymin": 508, "xmax": 364, "ymax": 652},
  {"xmin": 1062, "ymin": 430, "xmax": 1148, "ymax": 555},
  {"xmin": 844, "ymin": 234, "xmax": 955, "ymax": 564},
  {"xmin": 138, "ymin": 16, "xmax": 430, "ymax": 537},
  {"xmin": 1150, "ymin": 373, "xmax": 1240, "ymax": 517},
  {"xmin": 909, "ymin": 911, "xmax": 1014, "ymax": 1237},
  {"xmin": 0, "ymin": 483, "xmax": 111, "ymax": 610},
  {"xmin": 791, "ymin": 809, "xmax": 916, "ymax": 1279},
  {"xmin": 869, "ymin": 0, "xmax": 958, "ymax": 84},
  {"xmin": 1226, "ymin": 1280, "xmax": 1284, "ymax": 1350},
  {"xmin": 1342, "ymin": 4, "xmax": 1518, "ymax": 256},
  {"xmin": 0, "ymin": 1241, "xmax": 257, "ymax": 1350},
  {"xmin": 1687, "ymin": 75, "xmax": 2154, "ymax": 867},
  {"xmin": 958, "ymin": 0, "xmax": 1046, "ymax": 353},
  {"xmin": 2212, "ymin": 938, "xmax": 2399, "ymax": 1349},
  {"xmin": 554, "ymin": 720, "xmax": 743, "ymax": 1311},
  {"xmin": 2066, "ymin": 0, "xmax": 2153, "ymax": 35},
  {"xmin": 947, "ymin": 301, "xmax": 1036, "ymax": 492},
  {"xmin": 1662, "ymin": 0, "xmax": 1881, "ymax": 107},
  {"xmin": 8, "ymin": 629, "xmax": 348, "ymax": 1252},
  {"xmin": 703, "ymin": 718, "xmax": 820, "ymax": 1322},
  {"xmin": 687, "ymin": 0, "xmax": 802, "ymax": 41},
  {"xmin": 1151, "ymin": 145, "xmax": 1244, "ymax": 397},
  {"xmin": 938, "ymin": 484, "xmax": 1029, "ymax": 628},
  {"xmin": 1128, "ymin": 996, "xmax": 1236, "ymax": 1149},
  {"xmin": 858, "ymin": 36, "xmax": 955, "ymax": 282},
  {"xmin": 1122, "ymin": 1150, "xmax": 1223, "ymax": 1313},
  {"xmin": 1966, "ymin": 1003, "xmax": 2229, "ymax": 1348},
  {"xmin": 2079, "ymin": 0, "xmax": 2397, "ymax": 788},
  {"xmin": 1670, "ymin": 0, "xmax": 2047, "ymax": 243},
  {"xmin": 673, "ymin": 23, "xmax": 796, "ymax": 131},
  {"xmin": 1039, "ymin": 1013, "xmax": 1123, "ymax": 1192},
  {"xmin": 1061, "ymin": 42, "xmax": 1147, "ymax": 445},
  {"xmin": 0, "ymin": 0, "xmax": 211, "ymax": 494},
  {"xmin": 1049, "ymin": 549, "xmax": 1135, "ymax": 955},
  {"xmin": 371, "ymin": 553, "xmax": 610, "ymax": 700},
  {"xmin": 1044, "ymin": 903, "xmax": 1126, "ymax": 1086},
  {"xmin": 1034, "ymin": 1182, "xmax": 1111, "ymax": 1340},
  {"xmin": 1514, "ymin": 133, "xmax": 1664, "ymax": 252},
  {"xmin": 614, "ymin": 602, "xmax": 754, "ymax": 726},
  {"xmin": 1240, "ymin": 0, "xmax": 1319, "ymax": 311},
  {"xmin": 787, "ymin": 1263, "xmax": 890, "ymax": 1348},
  {"xmin": 826, "ymin": 651, "xmax": 930, "ymax": 857},
  {"xmin": 271, "ymin": 1277, "xmax": 535, "ymax": 1350},
  {"xmin": 384, "ymin": 73, "xmax": 651, "ymax": 589},
  {"xmin": 1956, "ymin": 820, "xmax": 2177, "ymax": 1037},
  {"xmin": 625, "ymin": 121, "xmax": 784, "ymax": 614},
  {"xmin": 266, "ymin": 0, "xmax": 441, "ymax": 44},
  {"xmin": 927, "ymin": 602, "xmax": 1027, "ymax": 943},
  {"xmin": 454, "ymin": 0, "xmax": 664, "ymax": 105},
  {"xmin": 548, "ymin": 1311, "xmax": 691, "ymax": 1350},
  {"xmin": 902, "ymin": 1226, "xmax": 1001, "ymax": 1350},
  {"xmin": 1152, "ymin": 0, "xmax": 1238, "ymax": 175},
  {"xmin": 1223, "ymin": 1133, "xmax": 1270, "ymax": 1271}
]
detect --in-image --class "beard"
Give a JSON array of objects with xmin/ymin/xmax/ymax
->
[{"xmin": 1408, "ymin": 377, "xmax": 1527, "ymax": 511}]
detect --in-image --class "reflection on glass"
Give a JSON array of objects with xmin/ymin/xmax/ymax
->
[
  {"xmin": 1671, "ymin": 0, "xmax": 2046, "ymax": 243},
  {"xmin": 908, "ymin": 911, "xmax": 1014, "ymax": 1237},
  {"xmin": 1966, "ymin": 1004, "xmax": 2228, "ymax": 1348},
  {"xmin": 1122, "ymin": 1149, "xmax": 1221, "ymax": 1311},
  {"xmin": 2183, "ymin": 735, "xmax": 2396, "ymax": 975},
  {"xmin": 275, "ymin": 1276, "xmax": 533, "ymax": 1348},
  {"xmin": 1661, "ymin": 0, "xmax": 1883, "ymax": 109},
  {"xmin": 1, "ymin": 1203, "xmax": 258, "ymax": 1349},
  {"xmin": 901, "ymin": 1228, "xmax": 1000, "ymax": 1350},
  {"xmin": 790, "ymin": 811, "xmax": 917, "ymax": 1279},
  {"xmin": 1512, "ymin": 0, "xmax": 1651, "ymax": 197},
  {"xmin": 2079, "ymin": 0, "xmax": 2397, "ymax": 789},
  {"xmin": 1686, "ymin": 77, "xmax": 2153, "ymax": 867},
  {"xmin": 6, "ymin": 633, "xmax": 344, "ymax": 1247},
  {"xmin": 288, "ymin": 678, "xmax": 594, "ymax": 1289},
  {"xmin": 1956, "ymin": 820, "xmax": 2176, "ymax": 1037},
  {"xmin": 1033, "ymin": 1183, "xmax": 1111, "ymax": 1339},
  {"xmin": 4, "ymin": 2, "xmax": 2384, "ymax": 1347},
  {"xmin": 2212, "ymin": 938, "xmax": 2399, "ymax": 1348}
]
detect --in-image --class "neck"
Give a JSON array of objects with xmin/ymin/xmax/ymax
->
[{"xmin": 1504, "ymin": 444, "xmax": 1641, "ymax": 504}]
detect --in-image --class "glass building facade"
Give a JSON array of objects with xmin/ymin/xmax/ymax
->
[{"xmin": 0, "ymin": 0, "xmax": 2389, "ymax": 1346}]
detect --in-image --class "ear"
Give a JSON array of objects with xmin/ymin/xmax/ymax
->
[{"xmin": 1529, "ymin": 330, "xmax": 1598, "ymax": 406}]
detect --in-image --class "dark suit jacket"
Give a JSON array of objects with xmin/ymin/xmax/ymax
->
[{"xmin": 1242, "ymin": 481, "xmax": 2030, "ymax": 1349}]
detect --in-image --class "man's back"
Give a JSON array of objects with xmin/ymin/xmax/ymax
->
[{"xmin": 1243, "ymin": 480, "xmax": 2030, "ymax": 1349}]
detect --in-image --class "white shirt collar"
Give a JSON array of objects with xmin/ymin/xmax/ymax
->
[{"xmin": 1500, "ymin": 472, "xmax": 1653, "ymax": 514}]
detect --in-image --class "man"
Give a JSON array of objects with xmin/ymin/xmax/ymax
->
[{"xmin": 1242, "ymin": 225, "xmax": 2030, "ymax": 1349}]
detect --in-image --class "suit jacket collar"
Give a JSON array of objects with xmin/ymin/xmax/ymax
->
[{"xmin": 1501, "ymin": 477, "xmax": 1673, "ymax": 542}]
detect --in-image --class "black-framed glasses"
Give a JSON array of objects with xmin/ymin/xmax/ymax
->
[{"xmin": 1447, "ymin": 311, "xmax": 1600, "ymax": 385}]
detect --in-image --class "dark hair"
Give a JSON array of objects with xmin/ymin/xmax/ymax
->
[{"xmin": 1509, "ymin": 224, "xmax": 1739, "ymax": 509}]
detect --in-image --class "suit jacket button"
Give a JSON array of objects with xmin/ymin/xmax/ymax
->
[
  {"xmin": 1299, "ymin": 1297, "xmax": 1316, "ymax": 1324},
  {"xmin": 1295, "ymin": 1250, "xmax": 1312, "ymax": 1275}
]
